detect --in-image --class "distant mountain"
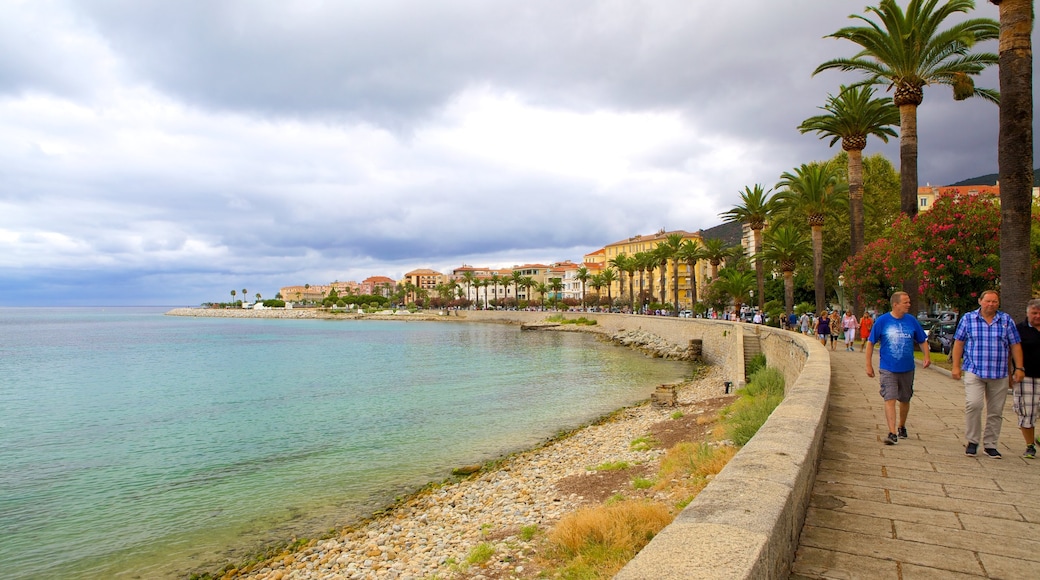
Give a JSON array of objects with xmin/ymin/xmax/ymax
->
[{"xmin": 949, "ymin": 169, "xmax": 1040, "ymax": 186}]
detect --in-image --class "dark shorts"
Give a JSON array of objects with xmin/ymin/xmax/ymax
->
[{"xmin": 879, "ymin": 369, "xmax": 915, "ymax": 403}]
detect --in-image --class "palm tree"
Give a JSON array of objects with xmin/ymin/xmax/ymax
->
[
  {"xmin": 590, "ymin": 273, "xmax": 605, "ymax": 308},
  {"xmin": 715, "ymin": 269, "xmax": 757, "ymax": 316},
  {"xmin": 677, "ymin": 239, "xmax": 705, "ymax": 308},
  {"xmin": 534, "ymin": 281, "xmax": 548, "ymax": 308},
  {"xmin": 242, "ymin": 289, "xmax": 248, "ymax": 303},
  {"xmin": 761, "ymin": 225, "xmax": 813, "ymax": 316},
  {"xmin": 521, "ymin": 276, "xmax": 536, "ymax": 307},
  {"xmin": 658, "ymin": 234, "xmax": 685, "ymax": 315},
  {"xmin": 548, "ymin": 278, "xmax": 564, "ymax": 309},
  {"xmin": 461, "ymin": 271, "xmax": 476, "ymax": 306},
  {"xmin": 815, "ymin": 0, "xmax": 998, "ymax": 219},
  {"xmin": 575, "ymin": 266, "xmax": 590, "ymax": 310},
  {"xmin": 600, "ymin": 268, "xmax": 618, "ymax": 310},
  {"xmin": 607, "ymin": 254, "xmax": 628, "ymax": 309},
  {"xmin": 719, "ymin": 184, "xmax": 777, "ymax": 310},
  {"xmin": 990, "ymin": 0, "xmax": 1033, "ymax": 317},
  {"xmin": 489, "ymin": 274, "xmax": 502, "ymax": 307},
  {"xmin": 230, "ymin": 289, "xmax": 236, "ymax": 304},
  {"xmin": 633, "ymin": 251, "xmax": 653, "ymax": 312},
  {"xmin": 798, "ymin": 86, "xmax": 898, "ymax": 257},
  {"xmin": 775, "ymin": 161, "xmax": 849, "ymax": 313},
  {"xmin": 255, "ymin": 293, "xmax": 261, "ymax": 303},
  {"xmin": 621, "ymin": 255, "xmax": 637, "ymax": 311},
  {"xmin": 510, "ymin": 270, "xmax": 523, "ymax": 306},
  {"xmin": 701, "ymin": 238, "xmax": 731, "ymax": 282},
  {"xmin": 653, "ymin": 243, "xmax": 672, "ymax": 308}
]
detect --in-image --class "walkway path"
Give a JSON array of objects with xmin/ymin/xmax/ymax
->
[{"xmin": 791, "ymin": 348, "xmax": 1040, "ymax": 579}]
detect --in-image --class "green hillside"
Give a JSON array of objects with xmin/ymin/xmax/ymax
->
[{"xmin": 949, "ymin": 169, "xmax": 1040, "ymax": 186}]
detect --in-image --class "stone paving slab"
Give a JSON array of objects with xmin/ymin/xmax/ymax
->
[{"xmin": 791, "ymin": 349, "xmax": 1040, "ymax": 578}]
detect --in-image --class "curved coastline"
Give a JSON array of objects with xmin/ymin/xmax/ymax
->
[{"xmin": 167, "ymin": 309, "xmax": 829, "ymax": 579}]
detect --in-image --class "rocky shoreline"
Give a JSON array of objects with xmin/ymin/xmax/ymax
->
[
  {"xmin": 169, "ymin": 307, "xmax": 725, "ymax": 579},
  {"xmin": 220, "ymin": 366, "xmax": 727, "ymax": 580}
]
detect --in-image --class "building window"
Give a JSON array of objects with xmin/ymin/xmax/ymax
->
[{"xmin": 919, "ymin": 198, "xmax": 928, "ymax": 207}]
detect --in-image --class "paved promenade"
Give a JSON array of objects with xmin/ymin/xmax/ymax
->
[{"xmin": 791, "ymin": 348, "xmax": 1040, "ymax": 578}]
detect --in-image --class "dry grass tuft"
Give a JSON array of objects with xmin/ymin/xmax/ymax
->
[
  {"xmin": 544, "ymin": 500, "xmax": 673, "ymax": 577},
  {"xmin": 656, "ymin": 442, "xmax": 736, "ymax": 486}
]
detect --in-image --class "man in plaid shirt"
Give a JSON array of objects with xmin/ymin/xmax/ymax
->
[{"xmin": 951, "ymin": 290, "xmax": 1026, "ymax": 459}]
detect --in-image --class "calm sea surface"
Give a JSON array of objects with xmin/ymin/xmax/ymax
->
[{"xmin": 0, "ymin": 307, "xmax": 692, "ymax": 579}]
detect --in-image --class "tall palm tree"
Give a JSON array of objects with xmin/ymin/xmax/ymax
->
[
  {"xmin": 761, "ymin": 225, "xmax": 813, "ymax": 316},
  {"xmin": 461, "ymin": 271, "xmax": 476, "ymax": 305},
  {"xmin": 510, "ymin": 270, "xmax": 523, "ymax": 306},
  {"xmin": 702, "ymin": 238, "xmax": 731, "ymax": 282},
  {"xmin": 489, "ymin": 274, "xmax": 502, "ymax": 307},
  {"xmin": 677, "ymin": 238, "xmax": 706, "ymax": 308},
  {"xmin": 608, "ymin": 254, "xmax": 629, "ymax": 306},
  {"xmin": 521, "ymin": 276, "xmax": 536, "ymax": 307},
  {"xmin": 652, "ymin": 243, "xmax": 673, "ymax": 308},
  {"xmin": 548, "ymin": 278, "xmax": 564, "ymax": 309},
  {"xmin": 534, "ymin": 281, "xmax": 548, "ymax": 308},
  {"xmin": 634, "ymin": 251, "xmax": 653, "ymax": 311},
  {"xmin": 590, "ymin": 273, "xmax": 605, "ymax": 308},
  {"xmin": 990, "ymin": 0, "xmax": 1033, "ymax": 317},
  {"xmin": 230, "ymin": 289, "xmax": 236, "ymax": 304},
  {"xmin": 600, "ymin": 267, "xmax": 618, "ymax": 310},
  {"xmin": 575, "ymin": 266, "xmax": 591, "ymax": 309},
  {"xmin": 798, "ymin": 86, "xmax": 898, "ymax": 256},
  {"xmin": 657, "ymin": 234, "xmax": 685, "ymax": 315},
  {"xmin": 775, "ymin": 161, "xmax": 849, "ymax": 313},
  {"xmin": 815, "ymin": 0, "xmax": 998, "ymax": 218},
  {"xmin": 621, "ymin": 255, "xmax": 638, "ymax": 311},
  {"xmin": 719, "ymin": 184, "xmax": 777, "ymax": 310}
]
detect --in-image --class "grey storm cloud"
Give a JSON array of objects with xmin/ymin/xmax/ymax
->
[{"xmin": 0, "ymin": 0, "xmax": 1023, "ymax": 306}]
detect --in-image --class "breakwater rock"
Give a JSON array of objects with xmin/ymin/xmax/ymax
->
[{"xmin": 608, "ymin": 329, "xmax": 701, "ymax": 361}]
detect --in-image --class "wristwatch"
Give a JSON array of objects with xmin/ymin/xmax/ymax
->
[{"xmin": 1015, "ymin": 367, "xmax": 1025, "ymax": 371}]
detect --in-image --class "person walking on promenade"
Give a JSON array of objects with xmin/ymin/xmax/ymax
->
[
  {"xmin": 799, "ymin": 312, "xmax": 810, "ymax": 335},
  {"xmin": 866, "ymin": 292, "xmax": 930, "ymax": 445},
  {"xmin": 951, "ymin": 290, "xmax": 1025, "ymax": 459},
  {"xmin": 1013, "ymin": 299, "xmax": 1040, "ymax": 458},
  {"xmin": 815, "ymin": 311, "xmax": 831, "ymax": 347},
  {"xmin": 842, "ymin": 310, "xmax": 858, "ymax": 352},
  {"xmin": 859, "ymin": 311, "xmax": 874, "ymax": 352},
  {"xmin": 828, "ymin": 311, "xmax": 840, "ymax": 351}
]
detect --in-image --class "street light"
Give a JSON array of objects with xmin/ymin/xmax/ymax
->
[{"xmin": 837, "ymin": 274, "xmax": 845, "ymax": 312}]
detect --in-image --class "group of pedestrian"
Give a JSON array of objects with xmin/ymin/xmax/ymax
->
[{"xmin": 864, "ymin": 289, "xmax": 1039, "ymax": 459}]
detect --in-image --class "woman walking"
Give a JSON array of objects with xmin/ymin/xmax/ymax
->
[
  {"xmin": 815, "ymin": 311, "xmax": 831, "ymax": 347},
  {"xmin": 842, "ymin": 310, "xmax": 858, "ymax": 351}
]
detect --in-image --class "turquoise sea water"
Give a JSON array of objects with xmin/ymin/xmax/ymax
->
[{"xmin": 0, "ymin": 308, "xmax": 691, "ymax": 579}]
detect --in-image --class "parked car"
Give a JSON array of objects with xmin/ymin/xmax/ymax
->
[{"xmin": 927, "ymin": 322, "xmax": 957, "ymax": 355}]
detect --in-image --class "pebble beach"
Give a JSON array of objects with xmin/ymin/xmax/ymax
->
[{"xmin": 221, "ymin": 365, "xmax": 728, "ymax": 580}]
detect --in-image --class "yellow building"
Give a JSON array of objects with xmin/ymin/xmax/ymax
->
[{"xmin": 591, "ymin": 229, "xmax": 706, "ymax": 311}]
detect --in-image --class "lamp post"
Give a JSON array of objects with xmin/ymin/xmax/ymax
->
[{"xmin": 837, "ymin": 274, "xmax": 845, "ymax": 312}]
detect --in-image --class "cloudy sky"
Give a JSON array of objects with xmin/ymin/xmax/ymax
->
[{"xmin": 0, "ymin": 1, "xmax": 1029, "ymax": 306}]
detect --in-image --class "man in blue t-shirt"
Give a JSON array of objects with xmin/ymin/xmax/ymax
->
[{"xmin": 866, "ymin": 291, "xmax": 930, "ymax": 445}]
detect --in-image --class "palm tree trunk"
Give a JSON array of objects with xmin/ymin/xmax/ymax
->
[
  {"xmin": 899, "ymin": 103, "xmax": 922, "ymax": 314},
  {"xmin": 784, "ymin": 270, "xmax": 794, "ymax": 315},
  {"xmin": 672, "ymin": 260, "xmax": 680, "ymax": 315},
  {"xmin": 753, "ymin": 228, "xmax": 765, "ymax": 310},
  {"xmin": 995, "ymin": 0, "xmax": 1034, "ymax": 318},
  {"xmin": 659, "ymin": 266, "xmax": 667, "ymax": 306},
  {"xmin": 847, "ymin": 148, "xmax": 865, "ymax": 256},
  {"xmin": 812, "ymin": 225, "xmax": 825, "ymax": 313}
]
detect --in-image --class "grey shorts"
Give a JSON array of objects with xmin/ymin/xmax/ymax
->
[{"xmin": 879, "ymin": 369, "xmax": 915, "ymax": 403}]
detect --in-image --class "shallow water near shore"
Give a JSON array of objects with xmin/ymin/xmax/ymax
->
[{"xmin": 0, "ymin": 307, "xmax": 692, "ymax": 579}]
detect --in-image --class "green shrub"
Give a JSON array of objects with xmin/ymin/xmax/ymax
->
[
  {"xmin": 746, "ymin": 353, "xmax": 767, "ymax": 377},
  {"xmin": 722, "ymin": 367, "xmax": 785, "ymax": 446}
]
